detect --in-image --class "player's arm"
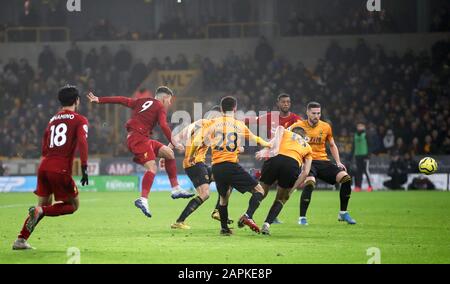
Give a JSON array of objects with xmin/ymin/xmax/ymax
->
[
  {"xmin": 269, "ymin": 126, "xmax": 284, "ymax": 153},
  {"xmin": 255, "ymin": 126, "xmax": 283, "ymax": 160},
  {"xmin": 291, "ymin": 156, "xmax": 312, "ymax": 191},
  {"xmin": 287, "ymin": 120, "xmax": 301, "ymax": 131},
  {"xmin": 188, "ymin": 123, "xmax": 212, "ymax": 158},
  {"xmin": 329, "ymin": 136, "xmax": 346, "ymax": 171},
  {"xmin": 242, "ymin": 123, "xmax": 270, "ymax": 147},
  {"xmin": 170, "ymin": 123, "xmax": 192, "ymax": 150},
  {"xmin": 157, "ymin": 107, "xmax": 181, "ymax": 150},
  {"xmin": 87, "ymin": 92, "xmax": 136, "ymax": 108},
  {"xmin": 77, "ymin": 119, "xmax": 89, "ymax": 186}
]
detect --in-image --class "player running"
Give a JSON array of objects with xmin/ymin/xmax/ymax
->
[
  {"xmin": 13, "ymin": 85, "xmax": 89, "ymax": 250},
  {"xmin": 255, "ymin": 126, "xmax": 312, "ymax": 235},
  {"xmin": 86, "ymin": 86, "xmax": 193, "ymax": 218},
  {"xmin": 289, "ymin": 102, "xmax": 356, "ymax": 225},
  {"xmin": 191, "ymin": 96, "xmax": 271, "ymax": 235}
]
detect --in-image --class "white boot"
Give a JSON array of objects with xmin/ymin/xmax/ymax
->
[{"xmin": 12, "ymin": 238, "xmax": 34, "ymax": 250}]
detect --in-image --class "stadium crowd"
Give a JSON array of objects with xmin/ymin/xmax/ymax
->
[
  {"xmin": 202, "ymin": 38, "xmax": 450, "ymax": 160},
  {"xmin": 1, "ymin": 0, "xmax": 449, "ymax": 42},
  {"xmin": 0, "ymin": 38, "xmax": 449, "ymax": 159}
]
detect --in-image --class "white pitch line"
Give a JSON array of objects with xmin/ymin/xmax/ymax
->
[
  {"xmin": 0, "ymin": 199, "xmax": 99, "ymax": 209},
  {"xmin": 0, "ymin": 203, "xmax": 29, "ymax": 209}
]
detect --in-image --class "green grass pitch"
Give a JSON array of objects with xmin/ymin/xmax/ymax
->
[{"xmin": 1, "ymin": 190, "xmax": 449, "ymax": 264}]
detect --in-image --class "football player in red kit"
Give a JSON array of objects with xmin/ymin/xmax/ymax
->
[
  {"xmin": 243, "ymin": 93, "xmax": 301, "ymax": 224},
  {"xmin": 87, "ymin": 86, "xmax": 193, "ymax": 218},
  {"xmin": 245, "ymin": 93, "xmax": 302, "ymax": 140},
  {"xmin": 13, "ymin": 85, "xmax": 89, "ymax": 250}
]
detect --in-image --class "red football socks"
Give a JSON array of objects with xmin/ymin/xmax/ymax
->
[
  {"xmin": 164, "ymin": 158, "xmax": 179, "ymax": 187},
  {"xmin": 18, "ymin": 211, "xmax": 44, "ymax": 240},
  {"xmin": 18, "ymin": 216, "xmax": 31, "ymax": 240},
  {"xmin": 141, "ymin": 171, "xmax": 156, "ymax": 198}
]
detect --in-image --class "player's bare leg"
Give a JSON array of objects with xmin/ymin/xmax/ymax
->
[
  {"xmin": 158, "ymin": 146, "xmax": 194, "ymax": 199},
  {"xmin": 135, "ymin": 160, "xmax": 157, "ymax": 218},
  {"xmin": 262, "ymin": 186, "xmax": 293, "ymax": 235},
  {"xmin": 261, "ymin": 183, "xmax": 271, "ymax": 199},
  {"xmin": 219, "ymin": 188, "xmax": 233, "ymax": 235},
  {"xmin": 336, "ymin": 171, "xmax": 356, "ymax": 224},
  {"xmin": 261, "ymin": 182, "xmax": 282, "ymax": 224},
  {"xmin": 171, "ymin": 183, "xmax": 210, "ymax": 229},
  {"xmin": 238, "ymin": 184, "xmax": 264, "ymax": 233},
  {"xmin": 299, "ymin": 176, "xmax": 316, "ymax": 225}
]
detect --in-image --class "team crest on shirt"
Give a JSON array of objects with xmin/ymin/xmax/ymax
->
[
  {"xmin": 309, "ymin": 137, "xmax": 322, "ymax": 144},
  {"xmin": 308, "ymin": 129, "xmax": 323, "ymax": 144}
]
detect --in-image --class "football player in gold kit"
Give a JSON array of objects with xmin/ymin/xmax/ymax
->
[{"xmin": 289, "ymin": 102, "xmax": 356, "ymax": 225}]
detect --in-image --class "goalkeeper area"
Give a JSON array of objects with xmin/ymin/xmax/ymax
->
[{"xmin": 1, "ymin": 191, "xmax": 449, "ymax": 264}]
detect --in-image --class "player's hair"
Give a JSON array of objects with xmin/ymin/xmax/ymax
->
[
  {"xmin": 291, "ymin": 126, "xmax": 307, "ymax": 138},
  {"xmin": 155, "ymin": 86, "xmax": 173, "ymax": 97},
  {"xmin": 220, "ymin": 96, "xmax": 237, "ymax": 112},
  {"xmin": 58, "ymin": 85, "xmax": 80, "ymax": 106},
  {"xmin": 307, "ymin": 101, "xmax": 321, "ymax": 110},
  {"xmin": 277, "ymin": 93, "xmax": 290, "ymax": 101}
]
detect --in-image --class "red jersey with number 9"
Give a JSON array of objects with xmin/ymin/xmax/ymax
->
[
  {"xmin": 39, "ymin": 109, "xmax": 89, "ymax": 175},
  {"xmin": 125, "ymin": 98, "xmax": 165, "ymax": 137},
  {"xmin": 97, "ymin": 96, "xmax": 173, "ymax": 143}
]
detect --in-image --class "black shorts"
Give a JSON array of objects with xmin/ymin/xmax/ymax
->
[
  {"xmin": 185, "ymin": 162, "xmax": 212, "ymax": 188},
  {"xmin": 212, "ymin": 162, "xmax": 258, "ymax": 197},
  {"xmin": 260, "ymin": 155, "xmax": 300, "ymax": 189},
  {"xmin": 309, "ymin": 160, "xmax": 344, "ymax": 185}
]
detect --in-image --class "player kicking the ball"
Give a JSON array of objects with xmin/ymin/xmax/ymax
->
[
  {"xmin": 170, "ymin": 106, "xmax": 222, "ymax": 229},
  {"xmin": 13, "ymin": 85, "xmax": 89, "ymax": 250},
  {"xmin": 190, "ymin": 96, "xmax": 271, "ymax": 235},
  {"xmin": 87, "ymin": 86, "xmax": 193, "ymax": 218}
]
